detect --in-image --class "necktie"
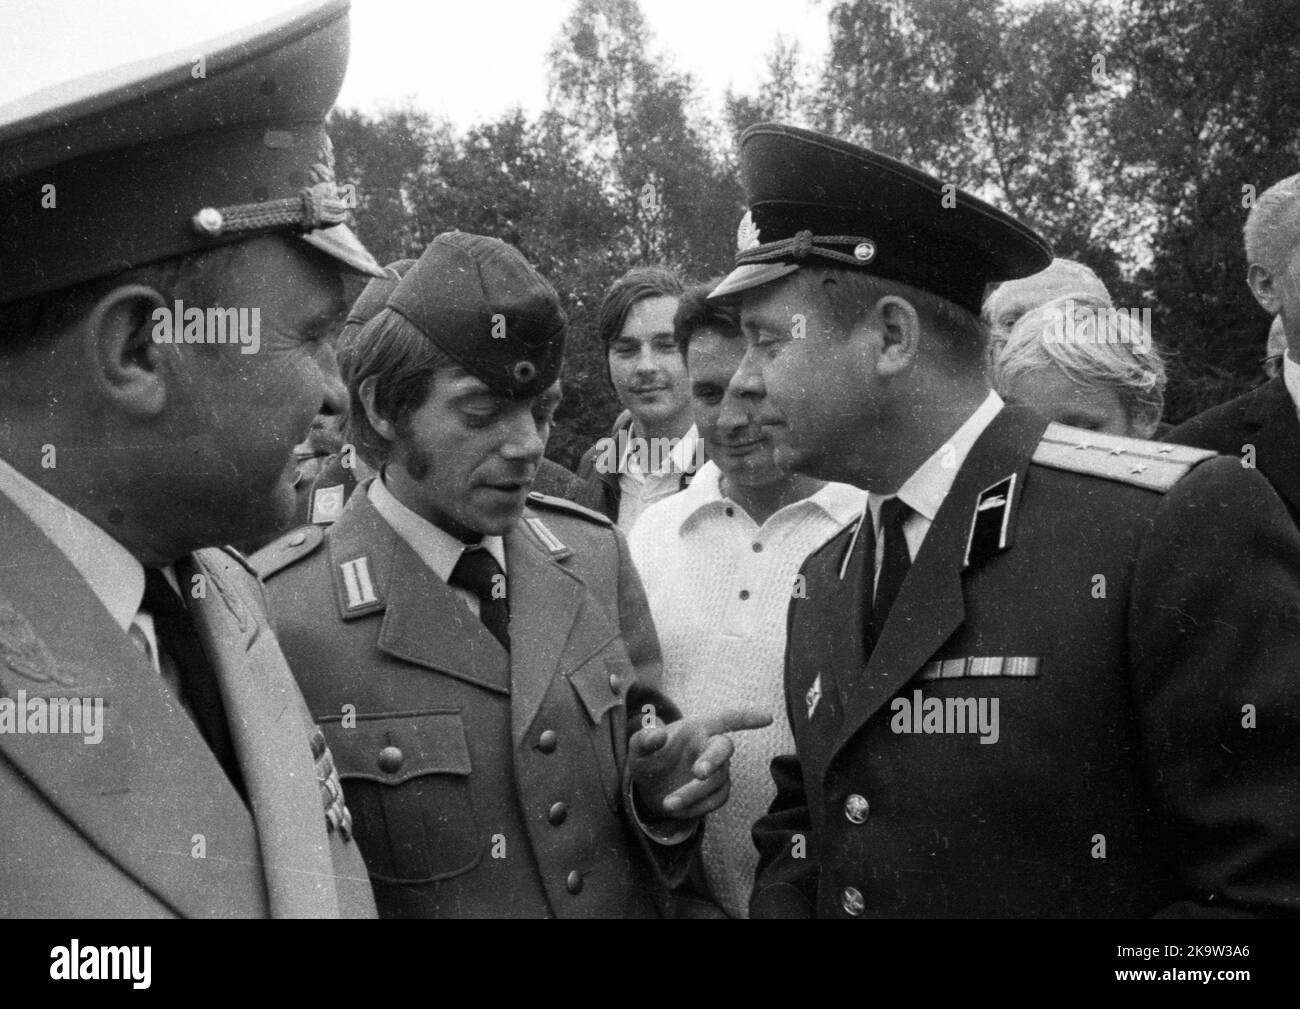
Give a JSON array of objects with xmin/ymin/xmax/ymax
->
[
  {"xmin": 141, "ymin": 566, "xmax": 247, "ymax": 803},
  {"xmin": 449, "ymin": 547, "xmax": 510, "ymax": 652},
  {"xmin": 869, "ymin": 497, "xmax": 913, "ymax": 644}
]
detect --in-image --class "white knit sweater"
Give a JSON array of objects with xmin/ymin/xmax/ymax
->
[{"xmin": 628, "ymin": 461, "xmax": 865, "ymax": 916}]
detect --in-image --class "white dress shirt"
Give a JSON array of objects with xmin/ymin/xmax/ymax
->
[
  {"xmin": 0, "ymin": 453, "xmax": 176, "ymax": 674},
  {"xmin": 616, "ymin": 423, "xmax": 701, "ymax": 534},
  {"xmin": 368, "ymin": 476, "xmax": 505, "ymax": 617},
  {"xmin": 864, "ymin": 391, "xmax": 1005, "ymax": 589}
]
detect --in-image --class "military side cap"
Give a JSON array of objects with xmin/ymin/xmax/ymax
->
[
  {"xmin": 0, "ymin": 0, "xmax": 385, "ymax": 305},
  {"xmin": 338, "ymin": 258, "xmax": 416, "ymax": 345},
  {"xmin": 385, "ymin": 232, "xmax": 567, "ymax": 398},
  {"xmin": 710, "ymin": 123, "xmax": 1053, "ymax": 313}
]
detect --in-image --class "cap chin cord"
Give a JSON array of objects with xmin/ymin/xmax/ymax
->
[
  {"xmin": 736, "ymin": 229, "xmax": 877, "ymax": 266},
  {"xmin": 191, "ymin": 180, "xmax": 351, "ymax": 239}
]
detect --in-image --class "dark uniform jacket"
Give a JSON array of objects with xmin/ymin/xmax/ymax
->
[
  {"xmin": 254, "ymin": 483, "xmax": 700, "ymax": 917},
  {"xmin": 1165, "ymin": 375, "xmax": 1300, "ymax": 529},
  {"xmin": 0, "ymin": 491, "xmax": 375, "ymax": 918},
  {"xmin": 753, "ymin": 406, "xmax": 1300, "ymax": 918}
]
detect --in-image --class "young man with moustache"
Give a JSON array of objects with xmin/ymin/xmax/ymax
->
[
  {"xmin": 578, "ymin": 267, "xmax": 702, "ymax": 530},
  {"xmin": 255, "ymin": 232, "xmax": 765, "ymax": 918},
  {"xmin": 628, "ymin": 284, "xmax": 864, "ymax": 917},
  {"xmin": 0, "ymin": 0, "xmax": 381, "ymax": 917},
  {"xmin": 716, "ymin": 123, "xmax": 1300, "ymax": 918}
]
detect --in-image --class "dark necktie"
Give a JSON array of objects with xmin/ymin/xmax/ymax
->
[
  {"xmin": 142, "ymin": 566, "xmax": 248, "ymax": 803},
  {"xmin": 868, "ymin": 497, "xmax": 913, "ymax": 644},
  {"xmin": 449, "ymin": 547, "xmax": 510, "ymax": 652}
]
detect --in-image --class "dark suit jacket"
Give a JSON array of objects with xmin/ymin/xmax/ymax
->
[
  {"xmin": 1164, "ymin": 375, "xmax": 1300, "ymax": 529},
  {"xmin": 0, "ymin": 491, "xmax": 375, "ymax": 918},
  {"xmin": 753, "ymin": 407, "xmax": 1300, "ymax": 918},
  {"xmin": 254, "ymin": 484, "xmax": 703, "ymax": 917}
]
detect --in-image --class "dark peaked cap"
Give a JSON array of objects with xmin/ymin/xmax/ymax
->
[
  {"xmin": 385, "ymin": 232, "xmax": 567, "ymax": 399},
  {"xmin": 0, "ymin": 0, "xmax": 384, "ymax": 305},
  {"xmin": 710, "ymin": 123, "xmax": 1052, "ymax": 313}
]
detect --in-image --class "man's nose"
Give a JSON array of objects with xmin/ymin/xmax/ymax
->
[
  {"xmin": 730, "ymin": 347, "xmax": 767, "ymax": 399},
  {"xmin": 500, "ymin": 409, "xmax": 545, "ymax": 461}
]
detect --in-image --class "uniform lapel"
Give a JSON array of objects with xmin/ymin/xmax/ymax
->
[
  {"xmin": 1245, "ymin": 377, "xmax": 1300, "ymax": 519},
  {"xmin": 0, "ymin": 492, "xmax": 264, "ymax": 917},
  {"xmin": 332, "ymin": 488, "xmax": 510, "ymax": 694},
  {"xmin": 189, "ymin": 550, "xmax": 341, "ymax": 918},
  {"xmin": 831, "ymin": 407, "xmax": 1047, "ymax": 760},
  {"xmin": 504, "ymin": 516, "xmax": 585, "ymax": 744}
]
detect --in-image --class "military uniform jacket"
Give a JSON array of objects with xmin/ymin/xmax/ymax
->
[
  {"xmin": 254, "ymin": 484, "xmax": 698, "ymax": 918},
  {"xmin": 0, "ymin": 492, "xmax": 375, "ymax": 918},
  {"xmin": 752, "ymin": 405, "xmax": 1300, "ymax": 918},
  {"xmin": 1165, "ymin": 375, "xmax": 1300, "ymax": 529}
]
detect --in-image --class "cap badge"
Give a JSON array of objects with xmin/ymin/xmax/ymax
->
[
  {"xmin": 854, "ymin": 241, "xmax": 877, "ymax": 263},
  {"xmin": 736, "ymin": 210, "xmax": 761, "ymax": 252},
  {"xmin": 513, "ymin": 360, "xmax": 537, "ymax": 383}
]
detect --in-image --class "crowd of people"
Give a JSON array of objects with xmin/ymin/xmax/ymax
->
[{"xmin": 3, "ymin": 0, "xmax": 1299, "ymax": 919}]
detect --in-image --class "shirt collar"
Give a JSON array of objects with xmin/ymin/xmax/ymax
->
[
  {"xmin": 1284, "ymin": 353, "xmax": 1300, "ymax": 423},
  {"xmin": 673, "ymin": 459, "xmax": 866, "ymax": 532},
  {"xmin": 368, "ymin": 474, "xmax": 506, "ymax": 581},
  {"xmin": 0, "ymin": 453, "xmax": 144, "ymax": 633},
  {"xmin": 867, "ymin": 390, "xmax": 1005, "ymax": 526},
  {"xmin": 620, "ymin": 423, "xmax": 700, "ymax": 477}
]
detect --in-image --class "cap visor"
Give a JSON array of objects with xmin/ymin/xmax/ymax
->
[
  {"xmin": 300, "ymin": 223, "xmax": 386, "ymax": 279},
  {"xmin": 708, "ymin": 262, "xmax": 801, "ymax": 300}
]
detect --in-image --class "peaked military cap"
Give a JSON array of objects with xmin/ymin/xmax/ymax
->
[
  {"xmin": 710, "ymin": 123, "xmax": 1053, "ymax": 313},
  {"xmin": 0, "ymin": 0, "xmax": 384, "ymax": 305},
  {"xmin": 385, "ymin": 231, "xmax": 567, "ymax": 398}
]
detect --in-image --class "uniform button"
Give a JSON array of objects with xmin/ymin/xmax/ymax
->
[
  {"xmin": 841, "ymin": 886, "xmax": 865, "ymax": 916},
  {"xmin": 377, "ymin": 746, "xmax": 403, "ymax": 773},
  {"xmin": 538, "ymin": 729, "xmax": 558, "ymax": 754},
  {"xmin": 548, "ymin": 801, "xmax": 568, "ymax": 826},
  {"xmin": 844, "ymin": 794, "xmax": 870, "ymax": 824},
  {"xmin": 608, "ymin": 673, "xmax": 620, "ymax": 694},
  {"xmin": 565, "ymin": 870, "xmax": 583, "ymax": 894},
  {"xmin": 725, "ymin": 507, "xmax": 734, "ymax": 517},
  {"xmin": 752, "ymin": 542, "xmax": 763, "ymax": 552},
  {"xmin": 288, "ymin": 531, "xmax": 307, "ymax": 547},
  {"xmin": 739, "ymin": 589, "xmax": 750, "ymax": 600}
]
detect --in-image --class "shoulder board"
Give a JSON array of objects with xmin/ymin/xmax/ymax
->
[
  {"xmin": 526, "ymin": 490, "xmax": 612, "ymax": 526},
  {"xmin": 250, "ymin": 524, "xmax": 326, "ymax": 580},
  {"xmin": 1032, "ymin": 422, "xmax": 1218, "ymax": 493},
  {"xmin": 214, "ymin": 544, "xmax": 259, "ymax": 578}
]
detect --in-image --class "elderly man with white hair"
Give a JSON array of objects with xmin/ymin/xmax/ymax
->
[{"xmin": 1166, "ymin": 172, "xmax": 1300, "ymax": 529}]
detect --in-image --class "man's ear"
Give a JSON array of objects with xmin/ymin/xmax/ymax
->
[
  {"xmin": 357, "ymin": 375, "xmax": 399, "ymax": 443},
  {"xmin": 1248, "ymin": 264, "xmax": 1281, "ymax": 314},
  {"xmin": 872, "ymin": 295, "xmax": 922, "ymax": 377},
  {"xmin": 82, "ymin": 283, "xmax": 169, "ymax": 417}
]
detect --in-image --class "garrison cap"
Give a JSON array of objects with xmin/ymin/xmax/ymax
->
[
  {"xmin": 385, "ymin": 232, "xmax": 567, "ymax": 398},
  {"xmin": 0, "ymin": 0, "xmax": 385, "ymax": 305},
  {"xmin": 339, "ymin": 258, "xmax": 416, "ymax": 345},
  {"xmin": 710, "ymin": 123, "xmax": 1053, "ymax": 313}
]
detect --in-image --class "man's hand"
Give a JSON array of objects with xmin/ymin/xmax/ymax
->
[{"xmin": 629, "ymin": 708, "xmax": 772, "ymax": 820}]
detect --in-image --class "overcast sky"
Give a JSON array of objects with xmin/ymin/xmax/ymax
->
[{"xmin": 1, "ymin": 0, "xmax": 831, "ymax": 129}]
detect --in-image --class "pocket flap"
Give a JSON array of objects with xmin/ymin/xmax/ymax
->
[
  {"xmin": 567, "ymin": 654, "xmax": 625, "ymax": 727},
  {"xmin": 318, "ymin": 709, "xmax": 471, "ymax": 786}
]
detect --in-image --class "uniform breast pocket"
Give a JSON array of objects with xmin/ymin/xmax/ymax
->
[
  {"xmin": 566, "ymin": 647, "xmax": 630, "ymax": 814},
  {"xmin": 318, "ymin": 709, "xmax": 482, "ymax": 884}
]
